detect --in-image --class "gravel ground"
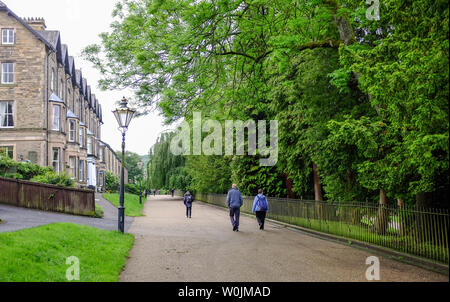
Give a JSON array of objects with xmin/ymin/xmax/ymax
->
[
  {"xmin": 120, "ymin": 195, "xmax": 448, "ymax": 282},
  {"xmin": 0, "ymin": 193, "xmax": 133, "ymax": 233}
]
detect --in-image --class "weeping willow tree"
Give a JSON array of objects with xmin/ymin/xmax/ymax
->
[{"xmin": 147, "ymin": 132, "xmax": 190, "ymax": 191}]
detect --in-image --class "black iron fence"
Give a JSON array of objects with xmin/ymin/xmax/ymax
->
[{"xmin": 175, "ymin": 191, "xmax": 448, "ymax": 264}]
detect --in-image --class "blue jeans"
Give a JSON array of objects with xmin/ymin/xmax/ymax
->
[
  {"xmin": 186, "ymin": 206, "xmax": 192, "ymax": 217},
  {"xmin": 229, "ymin": 207, "xmax": 241, "ymax": 228}
]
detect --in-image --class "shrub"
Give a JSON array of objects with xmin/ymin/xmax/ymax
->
[
  {"xmin": 105, "ymin": 171, "xmax": 120, "ymax": 192},
  {"xmin": 0, "ymin": 155, "xmax": 52, "ymax": 181},
  {"xmin": 125, "ymin": 183, "xmax": 140, "ymax": 195},
  {"xmin": 30, "ymin": 171, "xmax": 74, "ymax": 187}
]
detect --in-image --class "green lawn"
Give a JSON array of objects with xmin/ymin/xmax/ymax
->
[
  {"xmin": 103, "ymin": 193, "xmax": 146, "ymax": 217},
  {"xmin": 0, "ymin": 223, "xmax": 134, "ymax": 282}
]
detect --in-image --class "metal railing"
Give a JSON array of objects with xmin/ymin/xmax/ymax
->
[{"xmin": 176, "ymin": 191, "xmax": 449, "ymax": 264}]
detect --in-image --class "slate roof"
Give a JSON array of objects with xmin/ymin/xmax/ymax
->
[
  {"xmin": 75, "ymin": 69, "xmax": 82, "ymax": 88},
  {"xmin": 0, "ymin": 2, "xmax": 55, "ymax": 51},
  {"xmin": 49, "ymin": 93, "xmax": 64, "ymax": 103},
  {"xmin": 87, "ymin": 86, "xmax": 92, "ymax": 107},
  {"xmin": 67, "ymin": 109, "xmax": 78, "ymax": 119}
]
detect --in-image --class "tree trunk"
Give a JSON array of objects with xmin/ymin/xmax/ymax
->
[
  {"xmin": 313, "ymin": 163, "xmax": 324, "ymax": 220},
  {"xmin": 374, "ymin": 189, "xmax": 389, "ymax": 234},
  {"xmin": 313, "ymin": 163, "xmax": 323, "ymax": 201}
]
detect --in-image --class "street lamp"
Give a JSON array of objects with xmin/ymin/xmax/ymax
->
[
  {"xmin": 137, "ymin": 161, "xmax": 143, "ymax": 204},
  {"xmin": 113, "ymin": 97, "xmax": 136, "ymax": 233}
]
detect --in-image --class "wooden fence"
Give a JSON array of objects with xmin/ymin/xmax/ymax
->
[{"xmin": 0, "ymin": 177, "xmax": 95, "ymax": 216}]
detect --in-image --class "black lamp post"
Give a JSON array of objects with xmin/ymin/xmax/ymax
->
[
  {"xmin": 112, "ymin": 97, "xmax": 135, "ymax": 233},
  {"xmin": 137, "ymin": 161, "xmax": 143, "ymax": 204}
]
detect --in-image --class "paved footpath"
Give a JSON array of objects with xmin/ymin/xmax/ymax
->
[
  {"xmin": 0, "ymin": 194, "xmax": 133, "ymax": 233},
  {"xmin": 120, "ymin": 195, "xmax": 448, "ymax": 282}
]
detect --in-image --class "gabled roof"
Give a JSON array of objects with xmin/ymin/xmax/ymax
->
[
  {"xmin": 69, "ymin": 57, "xmax": 77, "ymax": 85},
  {"xmin": 99, "ymin": 104, "xmax": 103, "ymax": 124},
  {"xmin": 61, "ymin": 44, "xmax": 71, "ymax": 74},
  {"xmin": 37, "ymin": 30, "xmax": 63, "ymax": 63},
  {"xmin": 87, "ymin": 86, "xmax": 92, "ymax": 108},
  {"xmin": 92, "ymin": 94, "xmax": 97, "ymax": 113},
  {"xmin": 0, "ymin": 2, "xmax": 55, "ymax": 51},
  {"xmin": 82, "ymin": 78, "xmax": 87, "ymax": 97},
  {"xmin": 75, "ymin": 69, "xmax": 82, "ymax": 88}
]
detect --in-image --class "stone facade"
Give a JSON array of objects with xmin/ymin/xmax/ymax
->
[{"xmin": 0, "ymin": 2, "xmax": 127, "ymax": 191}]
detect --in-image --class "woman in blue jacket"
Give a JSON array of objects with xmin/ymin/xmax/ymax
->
[{"xmin": 252, "ymin": 189, "xmax": 269, "ymax": 230}]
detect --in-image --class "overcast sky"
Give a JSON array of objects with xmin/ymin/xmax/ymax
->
[{"xmin": 5, "ymin": 0, "xmax": 172, "ymax": 156}]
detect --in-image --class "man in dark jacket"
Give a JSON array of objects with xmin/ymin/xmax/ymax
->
[
  {"xmin": 227, "ymin": 184, "xmax": 243, "ymax": 232},
  {"xmin": 184, "ymin": 191, "xmax": 194, "ymax": 218}
]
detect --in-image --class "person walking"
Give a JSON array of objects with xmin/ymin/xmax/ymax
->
[
  {"xmin": 184, "ymin": 191, "xmax": 194, "ymax": 218},
  {"xmin": 227, "ymin": 184, "xmax": 243, "ymax": 232},
  {"xmin": 171, "ymin": 189, "xmax": 175, "ymax": 197},
  {"xmin": 252, "ymin": 189, "xmax": 269, "ymax": 230}
]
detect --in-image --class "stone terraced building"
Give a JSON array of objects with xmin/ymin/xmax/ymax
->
[{"xmin": 0, "ymin": 1, "xmax": 127, "ymax": 191}]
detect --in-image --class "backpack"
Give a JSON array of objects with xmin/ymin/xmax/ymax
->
[
  {"xmin": 256, "ymin": 195, "xmax": 268, "ymax": 211},
  {"xmin": 185, "ymin": 194, "xmax": 193, "ymax": 203}
]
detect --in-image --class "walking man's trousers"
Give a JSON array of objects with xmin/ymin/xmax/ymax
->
[{"xmin": 229, "ymin": 207, "xmax": 241, "ymax": 229}]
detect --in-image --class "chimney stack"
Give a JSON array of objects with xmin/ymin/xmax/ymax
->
[{"xmin": 24, "ymin": 17, "xmax": 47, "ymax": 31}]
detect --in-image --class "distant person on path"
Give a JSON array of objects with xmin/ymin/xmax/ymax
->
[
  {"xmin": 252, "ymin": 189, "xmax": 269, "ymax": 230},
  {"xmin": 158, "ymin": 189, "xmax": 160, "ymax": 195},
  {"xmin": 227, "ymin": 184, "xmax": 243, "ymax": 232},
  {"xmin": 153, "ymin": 189, "xmax": 156, "ymax": 196},
  {"xmin": 184, "ymin": 191, "xmax": 194, "ymax": 218},
  {"xmin": 171, "ymin": 189, "xmax": 175, "ymax": 197}
]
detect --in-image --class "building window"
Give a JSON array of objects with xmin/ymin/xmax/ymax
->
[
  {"xmin": 79, "ymin": 128, "xmax": 84, "ymax": 148},
  {"xmin": 52, "ymin": 105, "xmax": 60, "ymax": 131},
  {"xmin": 52, "ymin": 148, "xmax": 60, "ymax": 173},
  {"xmin": 87, "ymin": 137, "xmax": 93, "ymax": 154},
  {"xmin": 0, "ymin": 146, "xmax": 13, "ymax": 158},
  {"xmin": 99, "ymin": 147, "xmax": 104, "ymax": 162},
  {"xmin": 0, "ymin": 101, "xmax": 14, "ymax": 128},
  {"xmin": 50, "ymin": 69, "xmax": 55, "ymax": 91},
  {"xmin": 60, "ymin": 80, "xmax": 64, "ymax": 100},
  {"xmin": 1, "ymin": 29, "xmax": 14, "ymax": 45},
  {"xmin": 1, "ymin": 62, "xmax": 14, "ymax": 84},
  {"xmin": 28, "ymin": 151, "xmax": 38, "ymax": 164},
  {"xmin": 69, "ymin": 120, "xmax": 76, "ymax": 142},
  {"xmin": 79, "ymin": 159, "xmax": 84, "ymax": 182},
  {"xmin": 69, "ymin": 156, "xmax": 76, "ymax": 179}
]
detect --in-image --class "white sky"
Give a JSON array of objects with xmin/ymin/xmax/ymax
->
[{"xmin": 5, "ymin": 0, "xmax": 172, "ymax": 156}]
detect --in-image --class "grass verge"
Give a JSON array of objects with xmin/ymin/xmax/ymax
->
[
  {"xmin": 103, "ymin": 193, "xmax": 146, "ymax": 217},
  {"xmin": 94, "ymin": 205, "xmax": 104, "ymax": 218},
  {"xmin": 0, "ymin": 223, "xmax": 134, "ymax": 282}
]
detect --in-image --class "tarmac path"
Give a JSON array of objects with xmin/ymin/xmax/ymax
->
[
  {"xmin": 120, "ymin": 195, "xmax": 447, "ymax": 282},
  {"xmin": 0, "ymin": 193, "xmax": 133, "ymax": 233}
]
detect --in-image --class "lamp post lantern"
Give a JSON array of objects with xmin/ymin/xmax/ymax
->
[
  {"xmin": 137, "ymin": 161, "xmax": 143, "ymax": 204},
  {"xmin": 112, "ymin": 97, "xmax": 136, "ymax": 233}
]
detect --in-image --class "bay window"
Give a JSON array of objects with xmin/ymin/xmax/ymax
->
[
  {"xmin": 52, "ymin": 148, "xmax": 60, "ymax": 173},
  {"xmin": 52, "ymin": 104, "xmax": 60, "ymax": 131}
]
